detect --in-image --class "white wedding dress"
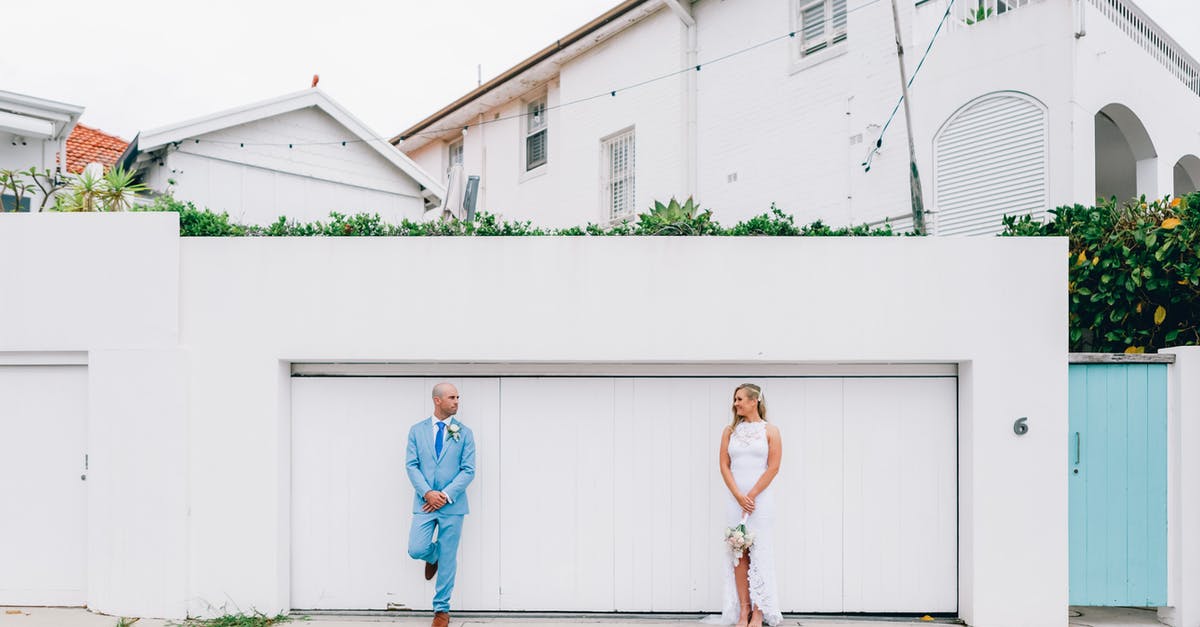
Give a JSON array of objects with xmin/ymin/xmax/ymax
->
[{"xmin": 712, "ymin": 420, "xmax": 782, "ymax": 626}]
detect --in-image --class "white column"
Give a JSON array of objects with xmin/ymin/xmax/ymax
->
[
  {"xmin": 1070, "ymin": 103, "xmax": 1097, "ymax": 206},
  {"xmin": 1160, "ymin": 346, "xmax": 1200, "ymax": 627},
  {"xmin": 1137, "ymin": 156, "xmax": 1161, "ymax": 200}
]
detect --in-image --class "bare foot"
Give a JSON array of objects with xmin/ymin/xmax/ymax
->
[
  {"xmin": 736, "ymin": 603, "xmax": 751, "ymax": 627},
  {"xmin": 749, "ymin": 608, "xmax": 764, "ymax": 627}
]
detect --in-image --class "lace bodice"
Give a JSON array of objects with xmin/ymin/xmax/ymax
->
[{"xmin": 728, "ymin": 421, "xmax": 770, "ymax": 491}]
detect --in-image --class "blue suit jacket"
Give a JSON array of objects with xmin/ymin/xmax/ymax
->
[{"xmin": 405, "ymin": 417, "xmax": 475, "ymax": 515}]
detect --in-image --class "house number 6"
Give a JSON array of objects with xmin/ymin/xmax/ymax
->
[{"xmin": 1013, "ymin": 417, "xmax": 1029, "ymax": 436}]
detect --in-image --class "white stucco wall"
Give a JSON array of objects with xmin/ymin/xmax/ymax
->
[
  {"xmin": 141, "ymin": 108, "xmax": 427, "ymax": 225},
  {"xmin": 0, "ymin": 213, "xmax": 187, "ymax": 618},
  {"xmin": 1, "ymin": 212, "xmax": 1079, "ymax": 626}
]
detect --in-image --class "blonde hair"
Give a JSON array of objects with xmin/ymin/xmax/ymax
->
[{"xmin": 730, "ymin": 383, "xmax": 767, "ymax": 429}]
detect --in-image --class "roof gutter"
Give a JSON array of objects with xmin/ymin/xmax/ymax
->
[{"xmin": 392, "ymin": 0, "xmax": 652, "ymax": 144}]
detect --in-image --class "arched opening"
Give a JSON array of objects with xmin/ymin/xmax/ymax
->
[
  {"xmin": 1095, "ymin": 104, "xmax": 1157, "ymax": 203},
  {"xmin": 1174, "ymin": 155, "xmax": 1200, "ymax": 196}
]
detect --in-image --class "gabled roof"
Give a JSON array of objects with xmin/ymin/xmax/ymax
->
[
  {"xmin": 0, "ymin": 89, "xmax": 85, "ymax": 141},
  {"xmin": 126, "ymin": 88, "xmax": 444, "ymax": 201},
  {"xmin": 66, "ymin": 124, "xmax": 129, "ymax": 174}
]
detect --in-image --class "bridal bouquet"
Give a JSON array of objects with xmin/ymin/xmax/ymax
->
[{"xmin": 724, "ymin": 514, "xmax": 755, "ymax": 566}]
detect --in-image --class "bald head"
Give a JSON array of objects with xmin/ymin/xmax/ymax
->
[
  {"xmin": 432, "ymin": 382, "xmax": 455, "ymax": 398},
  {"xmin": 432, "ymin": 382, "xmax": 460, "ymax": 419}
]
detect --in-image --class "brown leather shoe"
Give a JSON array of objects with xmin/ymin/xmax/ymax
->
[
  {"xmin": 424, "ymin": 560, "xmax": 438, "ymax": 580},
  {"xmin": 431, "ymin": 611, "xmax": 450, "ymax": 627}
]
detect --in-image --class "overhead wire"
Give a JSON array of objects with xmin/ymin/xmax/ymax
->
[{"xmin": 170, "ymin": 0, "xmax": 897, "ymax": 150}]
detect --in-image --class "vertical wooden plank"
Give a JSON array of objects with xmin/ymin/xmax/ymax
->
[
  {"xmin": 842, "ymin": 378, "xmax": 956, "ymax": 612},
  {"xmin": 1125, "ymin": 365, "xmax": 1150, "ymax": 604},
  {"xmin": 497, "ymin": 378, "xmax": 615, "ymax": 610},
  {"xmin": 1103, "ymin": 366, "xmax": 1130, "ymax": 604},
  {"xmin": 291, "ymin": 377, "xmax": 424, "ymax": 610},
  {"xmin": 446, "ymin": 377, "xmax": 502, "ymax": 610},
  {"xmin": 686, "ymin": 378, "xmax": 719, "ymax": 612},
  {"xmin": 1068, "ymin": 364, "xmax": 1089, "ymax": 604},
  {"xmin": 775, "ymin": 377, "xmax": 844, "ymax": 612},
  {"xmin": 1146, "ymin": 364, "xmax": 1169, "ymax": 605},
  {"xmin": 612, "ymin": 378, "xmax": 636, "ymax": 611},
  {"xmin": 1083, "ymin": 365, "xmax": 1110, "ymax": 602},
  {"xmin": 704, "ymin": 378, "xmax": 738, "ymax": 613}
]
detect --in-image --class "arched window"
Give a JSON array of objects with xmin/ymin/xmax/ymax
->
[{"xmin": 933, "ymin": 92, "xmax": 1048, "ymax": 236}]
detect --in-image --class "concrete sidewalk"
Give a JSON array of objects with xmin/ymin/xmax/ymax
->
[{"xmin": 0, "ymin": 606, "xmax": 1166, "ymax": 626}]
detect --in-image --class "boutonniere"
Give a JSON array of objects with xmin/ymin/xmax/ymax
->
[{"xmin": 447, "ymin": 422, "xmax": 462, "ymax": 442}]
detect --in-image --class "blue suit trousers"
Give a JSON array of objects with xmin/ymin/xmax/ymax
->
[{"xmin": 408, "ymin": 511, "xmax": 464, "ymax": 612}]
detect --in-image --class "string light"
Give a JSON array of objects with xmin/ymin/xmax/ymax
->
[{"xmin": 165, "ymin": 0, "xmax": 902, "ymax": 150}]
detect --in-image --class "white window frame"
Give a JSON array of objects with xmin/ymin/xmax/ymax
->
[
  {"xmin": 791, "ymin": 0, "xmax": 849, "ymax": 71},
  {"xmin": 600, "ymin": 128, "xmax": 636, "ymax": 222},
  {"xmin": 447, "ymin": 139, "xmax": 463, "ymax": 176},
  {"xmin": 523, "ymin": 95, "xmax": 548, "ymax": 173}
]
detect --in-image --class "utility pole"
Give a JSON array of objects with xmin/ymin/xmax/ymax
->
[{"xmin": 890, "ymin": 0, "xmax": 928, "ymax": 235}]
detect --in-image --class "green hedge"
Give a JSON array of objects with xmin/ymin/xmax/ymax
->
[
  {"xmin": 1002, "ymin": 193, "xmax": 1200, "ymax": 353},
  {"xmin": 135, "ymin": 196, "xmax": 901, "ymax": 238}
]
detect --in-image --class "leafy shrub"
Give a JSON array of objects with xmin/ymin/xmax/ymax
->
[
  {"xmin": 136, "ymin": 195, "xmax": 251, "ymax": 236},
  {"xmin": 1002, "ymin": 193, "xmax": 1200, "ymax": 352}
]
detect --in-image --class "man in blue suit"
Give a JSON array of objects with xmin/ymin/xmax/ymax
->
[{"xmin": 406, "ymin": 382, "xmax": 476, "ymax": 627}]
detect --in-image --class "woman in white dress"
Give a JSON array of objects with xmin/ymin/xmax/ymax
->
[{"xmin": 717, "ymin": 383, "xmax": 782, "ymax": 627}]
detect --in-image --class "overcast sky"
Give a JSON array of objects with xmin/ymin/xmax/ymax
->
[{"xmin": 4, "ymin": 0, "xmax": 1198, "ymax": 142}]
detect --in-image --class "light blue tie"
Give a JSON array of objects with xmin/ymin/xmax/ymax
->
[{"xmin": 435, "ymin": 421, "xmax": 445, "ymax": 458}]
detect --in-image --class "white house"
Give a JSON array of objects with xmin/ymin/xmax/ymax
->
[
  {"xmin": 0, "ymin": 90, "xmax": 84, "ymax": 211},
  {"xmin": 395, "ymin": 0, "xmax": 1200, "ymax": 235},
  {"xmin": 123, "ymin": 88, "xmax": 445, "ymax": 225}
]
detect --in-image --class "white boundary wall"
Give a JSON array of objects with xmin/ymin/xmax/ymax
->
[{"xmin": 0, "ymin": 213, "xmax": 1085, "ymax": 626}]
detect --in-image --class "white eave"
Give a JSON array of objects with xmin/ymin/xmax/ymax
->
[
  {"xmin": 0, "ymin": 90, "xmax": 85, "ymax": 141},
  {"xmin": 393, "ymin": 0, "xmax": 668, "ymax": 153},
  {"xmin": 132, "ymin": 88, "xmax": 445, "ymax": 203}
]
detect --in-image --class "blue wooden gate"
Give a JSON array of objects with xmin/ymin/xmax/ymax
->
[{"xmin": 1068, "ymin": 362, "xmax": 1168, "ymax": 606}]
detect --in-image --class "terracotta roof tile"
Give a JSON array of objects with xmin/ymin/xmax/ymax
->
[{"xmin": 65, "ymin": 124, "xmax": 129, "ymax": 174}]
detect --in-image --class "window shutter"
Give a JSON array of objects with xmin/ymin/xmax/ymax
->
[
  {"xmin": 832, "ymin": 0, "xmax": 848, "ymax": 35},
  {"xmin": 933, "ymin": 93, "xmax": 1048, "ymax": 236},
  {"xmin": 526, "ymin": 131, "xmax": 547, "ymax": 170},
  {"xmin": 801, "ymin": 2, "xmax": 827, "ymax": 52}
]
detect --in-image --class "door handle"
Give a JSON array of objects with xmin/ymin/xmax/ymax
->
[{"xmin": 1074, "ymin": 432, "xmax": 1080, "ymax": 465}]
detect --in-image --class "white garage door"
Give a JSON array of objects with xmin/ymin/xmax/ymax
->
[
  {"xmin": 0, "ymin": 365, "xmax": 88, "ymax": 606},
  {"xmin": 290, "ymin": 373, "xmax": 957, "ymax": 614}
]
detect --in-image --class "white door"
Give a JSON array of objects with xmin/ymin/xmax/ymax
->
[
  {"xmin": 290, "ymin": 374, "xmax": 956, "ymax": 613},
  {"xmin": 0, "ymin": 365, "xmax": 88, "ymax": 606}
]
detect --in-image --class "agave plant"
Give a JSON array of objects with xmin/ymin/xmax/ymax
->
[
  {"xmin": 965, "ymin": 3, "xmax": 994, "ymax": 25},
  {"xmin": 636, "ymin": 196, "xmax": 719, "ymax": 235}
]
